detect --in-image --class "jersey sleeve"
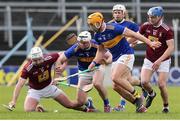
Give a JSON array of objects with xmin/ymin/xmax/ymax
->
[
  {"xmin": 91, "ymin": 39, "xmax": 99, "ymax": 45},
  {"xmin": 48, "ymin": 53, "xmax": 60, "ymax": 64},
  {"xmin": 64, "ymin": 44, "xmax": 77, "ymax": 59},
  {"xmin": 114, "ymin": 24, "xmax": 125, "ymax": 35},
  {"xmin": 20, "ymin": 67, "xmax": 28, "ymax": 79},
  {"xmin": 166, "ymin": 29, "xmax": 174, "ymax": 41},
  {"xmin": 130, "ymin": 23, "xmax": 139, "ymax": 32},
  {"xmin": 139, "ymin": 23, "xmax": 148, "ymax": 35},
  {"xmin": 93, "ymin": 34, "xmax": 102, "ymax": 45}
]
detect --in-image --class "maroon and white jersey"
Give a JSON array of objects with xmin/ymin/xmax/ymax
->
[
  {"xmin": 20, "ymin": 53, "xmax": 59, "ymax": 90},
  {"xmin": 139, "ymin": 22, "xmax": 174, "ymax": 62}
]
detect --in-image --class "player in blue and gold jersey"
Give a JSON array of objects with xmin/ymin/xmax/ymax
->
[
  {"xmin": 109, "ymin": 4, "xmax": 147, "ymax": 111},
  {"xmin": 87, "ymin": 12, "xmax": 161, "ymax": 113},
  {"xmin": 57, "ymin": 31, "xmax": 112, "ymax": 112}
]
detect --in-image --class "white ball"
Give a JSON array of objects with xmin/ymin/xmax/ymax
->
[{"xmin": 53, "ymin": 109, "xmax": 58, "ymax": 113}]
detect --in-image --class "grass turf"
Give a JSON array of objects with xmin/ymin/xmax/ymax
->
[{"xmin": 0, "ymin": 85, "xmax": 180, "ymax": 119}]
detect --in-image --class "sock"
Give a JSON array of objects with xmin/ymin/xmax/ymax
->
[
  {"xmin": 148, "ymin": 90, "xmax": 154, "ymax": 96},
  {"xmin": 103, "ymin": 99, "xmax": 109, "ymax": 106},
  {"xmin": 83, "ymin": 106, "xmax": 88, "ymax": 112},
  {"xmin": 164, "ymin": 103, "xmax": 169, "ymax": 107},
  {"xmin": 120, "ymin": 99, "xmax": 126, "ymax": 107},
  {"xmin": 85, "ymin": 101, "xmax": 90, "ymax": 107},
  {"xmin": 133, "ymin": 98, "xmax": 138, "ymax": 105},
  {"xmin": 142, "ymin": 88, "xmax": 148, "ymax": 98},
  {"xmin": 76, "ymin": 105, "xmax": 88, "ymax": 112}
]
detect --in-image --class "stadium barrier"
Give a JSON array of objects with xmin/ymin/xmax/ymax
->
[
  {"xmin": 7, "ymin": 16, "xmax": 78, "ymax": 86},
  {"xmin": 0, "ymin": 65, "xmax": 180, "ymax": 86}
]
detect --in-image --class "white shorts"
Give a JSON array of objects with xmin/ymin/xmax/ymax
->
[
  {"xmin": 112, "ymin": 54, "xmax": 135, "ymax": 70},
  {"xmin": 27, "ymin": 84, "xmax": 64, "ymax": 102},
  {"xmin": 142, "ymin": 58, "xmax": 171, "ymax": 72},
  {"xmin": 78, "ymin": 65, "xmax": 105, "ymax": 89}
]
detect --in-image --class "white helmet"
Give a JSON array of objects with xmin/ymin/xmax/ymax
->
[
  {"xmin": 30, "ymin": 47, "xmax": 43, "ymax": 59},
  {"xmin": 112, "ymin": 4, "xmax": 126, "ymax": 13},
  {"xmin": 77, "ymin": 31, "xmax": 92, "ymax": 42}
]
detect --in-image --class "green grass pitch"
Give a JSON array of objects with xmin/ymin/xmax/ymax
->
[{"xmin": 0, "ymin": 85, "xmax": 180, "ymax": 119}]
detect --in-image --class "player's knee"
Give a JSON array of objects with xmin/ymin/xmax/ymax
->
[
  {"xmin": 141, "ymin": 80, "xmax": 149, "ymax": 86},
  {"xmin": 111, "ymin": 75, "xmax": 119, "ymax": 83},
  {"xmin": 112, "ymin": 83, "xmax": 118, "ymax": 91},
  {"xmin": 93, "ymin": 81, "xmax": 101, "ymax": 89},
  {"xmin": 76, "ymin": 99, "xmax": 85, "ymax": 107},
  {"xmin": 158, "ymin": 81, "xmax": 166, "ymax": 89}
]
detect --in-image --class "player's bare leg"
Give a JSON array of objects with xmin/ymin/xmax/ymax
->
[
  {"xmin": 93, "ymin": 66, "xmax": 107, "ymax": 101},
  {"xmin": 112, "ymin": 64, "xmax": 135, "ymax": 92},
  {"xmin": 141, "ymin": 69, "xmax": 156, "ymax": 109},
  {"xmin": 24, "ymin": 96, "xmax": 39, "ymax": 112},
  {"xmin": 54, "ymin": 92, "xmax": 88, "ymax": 112},
  {"xmin": 129, "ymin": 76, "xmax": 148, "ymax": 98},
  {"xmin": 113, "ymin": 82, "xmax": 146, "ymax": 112},
  {"xmin": 77, "ymin": 79, "xmax": 97, "ymax": 112},
  {"xmin": 113, "ymin": 73, "xmax": 148, "ymax": 111},
  {"xmin": 158, "ymin": 72, "xmax": 169, "ymax": 113},
  {"xmin": 112, "ymin": 82, "xmax": 135, "ymax": 103},
  {"xmin": 93, "ymin": 66, "xmax": 110, "ymax": 112},
  {"xmin": 129, "ymin": 76, "xmax": 141, "ymax": 86},
  {"xmin": 112, "ymin": 63, "xmax": 146, "ymax": 112}
]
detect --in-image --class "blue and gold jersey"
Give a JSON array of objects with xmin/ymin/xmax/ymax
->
[
  {"xmin": 110, "ymin": 19, "xmax": 139, "ymax": 32},
  {"xmin": 64, "ymin": 43, "xmax": 98, "ymax": 71},
  {"xmin": 94, "ymin": 23, "xmax": 134, "ymax": 62}
]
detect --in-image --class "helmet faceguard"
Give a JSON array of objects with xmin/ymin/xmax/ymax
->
[
  {"xmin": 112, "ymin": 4, "xmax": 126, "ymax": 14},
  {"xmin": 112, "ymin": 4, "xmax": 127, "ymax": 22},
  {"xmin": 30, "ymin": 47, "xmax": 44, "ymax": 65},
  {"xmin": 30, "ymin": 47, "xmax": 43, "ymax": 60},
  {"xmin": 77, "ymin": 31, "xmax": 92, "ymax": 42},
  {"xmin": 77, "ymin": 31, "xmax": 92, "ymax": 50}
]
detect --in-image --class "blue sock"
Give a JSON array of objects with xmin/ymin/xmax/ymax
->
[
  {"xmin": 85, "ymin": 101, "xmax": 90, "ymax": 107},
  {"xmin": 120, "ymin": 99, "xmax": 126, "ymax": 107},
  {"xmin": 104, "ymin": 99, "xmax": 109, "ymax": 106}
]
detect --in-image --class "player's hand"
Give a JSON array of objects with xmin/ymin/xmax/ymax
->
[
  {"xmin": 152, "ymin": 60, "xmax": 161, "ymax": 71},
  {"xmin": 130, "ymin": 41, "xmax": 138, "ymax": 47},
  {"xmin": 150, "ymin": 41, "xmax": 161, "ymax": 49},
  {"xmin": 9, "ymin": 101, "xmax": 16, "ymax": 109},
  {"xmin": 88, "ymin": 61, "xmax": 96, "ymax": 71},
  {"xmin": 51, "ymin": 79, "xmax": 58, "ymax": 85}
]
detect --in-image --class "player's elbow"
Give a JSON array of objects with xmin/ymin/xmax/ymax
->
[{"xmin": 16, "ymin": 81, "xmax": 25, "ymax": 88}]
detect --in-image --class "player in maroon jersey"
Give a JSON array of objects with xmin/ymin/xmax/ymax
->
[
  {"xmin": 139, "ymin": 6, "xmax": 174, "ymax": 113},
  {"xmin": 8, "ymin": 47, "xmax": 90, "ymax": 112}
]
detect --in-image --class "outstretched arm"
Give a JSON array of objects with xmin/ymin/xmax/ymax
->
[
  {"xmin": 54, "ymin": 52, "xmax": 68, "ymax": 79},
  {"xmin": 152, "ymin": 39, "xmax": 174, "ymax": 71},
  {"xmin": 88, "ymin": 44, "xmax": 106, "ymax": 70},
  {"xmin": 123, "ymin": 28, "xmax": 161, "ymax": 49},
  {"xmin": 9, "ymin": 77, "xmax": 26, "ymax": 108},
  {"xmin": 101, "ymin": 50, "xmax": 112, "ymax": 65}
]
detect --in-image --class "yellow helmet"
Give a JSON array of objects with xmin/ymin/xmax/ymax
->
[{"xmin": 87, "ymin": 12, "xmax": 104, "ymax": 32}]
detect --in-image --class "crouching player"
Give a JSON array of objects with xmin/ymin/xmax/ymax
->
[
  {"xmin": 8, "ymin": 47, "xmax": 91, "ymax": 112},
  {"xmin": 56, "ymin": 31, "xmax": 112, "ymax": 112}
]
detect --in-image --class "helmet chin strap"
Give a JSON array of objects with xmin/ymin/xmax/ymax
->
[{"xmin": 115, "ymin": 18, "xmax": 125, "ymax": 23}]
